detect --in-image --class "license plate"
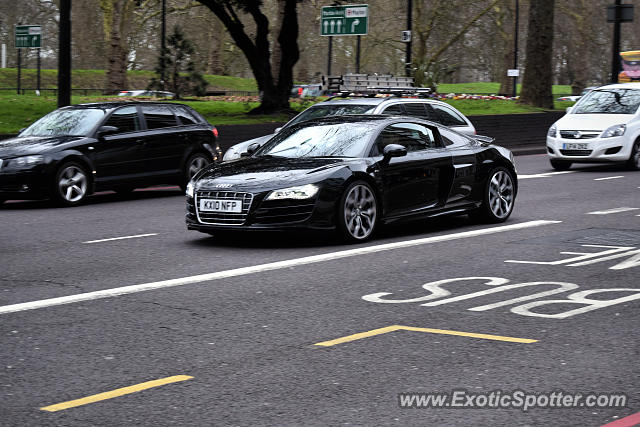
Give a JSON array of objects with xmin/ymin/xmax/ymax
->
[
  {"xmin": 563, "ymin": 143, "xmax": 588, "ymax": 150},
  {"xmin": 199, "ymin": 198, "xmax": 242, "ymax": 213}
]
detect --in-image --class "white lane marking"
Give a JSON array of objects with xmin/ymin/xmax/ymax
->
[
  {"xmin": 594, "ymin": 176, "xmax": 624, "ymax": 181},
  {"xmin": 83, "ymin": 234, "xmax": 159, "ymax": 244},
  {"xmin": 0, "ymin": 220, "xmax": 561, "ymax": 315},
  {"xmin": 586, "ymin": 207, "xmax": 639, "ymax": 215},
  {"xmin": 517, "ymin": 171, "xmax": 574, "ymax": 180}
]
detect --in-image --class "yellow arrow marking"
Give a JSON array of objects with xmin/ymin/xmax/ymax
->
[
  {"xmin": 315, "ymin": 325, "xmax": 537, "ymax": 347},
  {"xmin": 40, "ymin": 375, "xmax": 193, "ymax": 412}
]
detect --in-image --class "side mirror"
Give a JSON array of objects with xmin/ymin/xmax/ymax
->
[
  {"xmin": 241, "ymin": 142, "xmax": 261, "ymax": 157},
  {"xmin": 383, "ymin": 143, "xmax": 407, "ymax": 159},
  {"xmin": 97, "ymin": 125, "xmax": 118, "ymax": 138},
  {"xmin": 566, "ymin": 106, "xmax": 573, "ymax": 114}
]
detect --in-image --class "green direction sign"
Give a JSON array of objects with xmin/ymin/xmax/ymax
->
[
  {"xmin": 15, "ymin": 25, "xmax": 42, "ymax": 48},
  {"xmin": 321, "ymin": 4, "xmax": 368, "ymax": 36}
]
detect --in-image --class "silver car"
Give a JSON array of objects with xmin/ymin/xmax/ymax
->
[{"xmin": 223, "ymin": 96, "xmax": 476, "ymax": 160}]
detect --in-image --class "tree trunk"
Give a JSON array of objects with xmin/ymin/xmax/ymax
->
[
  {"xmin": 102, "ymin": 0, "xmax": 132, "ymax": 93},
  {"xmin": 519, "ymin": 0, "xmax": 555, "ymax": 108}
]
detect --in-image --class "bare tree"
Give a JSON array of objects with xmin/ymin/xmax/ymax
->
[
  {"xmin": 100, "ymin": 0, "xmax": 136, "ymax": 92},
  {"xmin": 196, "ymin": 0, "xmax": 300, "ymax": 113},
  {"xmin": 520, "ymin": 0, "xmax": 555, "ymax": 108}
]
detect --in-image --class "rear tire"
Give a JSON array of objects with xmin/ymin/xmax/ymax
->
[
  {"xmin": 626, "ymin": 139, "xmax": 640, "ymax": 171},
  {"xmin": 51, "ymin": 161, "xmax": 90, "ymax": 207},
  {"xmin": 180, "ymin": 152, "xmax": 211, "ymax": 191},
  {"xmin": 550, "ymin": 159, "xmax": 572, "ymax": 171},
  {"xmin": 469, "ymin": 167, "xmax": 515, "ymax": 223},
  {"xmin": 337, "ymin": 181, "xmax": 378, "ymax": 243}
]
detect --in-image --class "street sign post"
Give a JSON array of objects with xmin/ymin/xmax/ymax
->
[
  {"xmin": 321, "ymin": 4, "xmax": 368, "ymax": 36},
  {"xmin": 15, "ymin": 25, "xmax": 42, "ymax": 48}
]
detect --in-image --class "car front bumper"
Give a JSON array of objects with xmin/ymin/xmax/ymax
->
[
  {"xmin": 0, "ymin": 168, "xmax": 50, "ymax": 200},
  {"xmin": 546, "ymin": 135, "xmax": 632, "ymax": 163}
]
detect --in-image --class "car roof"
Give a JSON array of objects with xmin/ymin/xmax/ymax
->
[
  {"xmin": 591, "ymin": 83, "xmax": 640, "ymax": 90},
  {"xmin": 317, "ymin": 96, "xmax": 452, "ymax": 107},
  {"xmin": 286, "ymin": 114, "xmax": 443, "ymax": 129},
  {"xmin": 63, "ymin": 101, "xmax": 188, "ymax": 110}
]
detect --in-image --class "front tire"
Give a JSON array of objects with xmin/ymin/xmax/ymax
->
[
  {"xmin": 337, "ymin": 181, "xmax": 378, "ymax": 242},
  {"xmin": 180, "ymin": 152, "xmax": 211, "ymax": 191},
  {"xmin": 51, "ymin": 161, "xmax": 90, "ymax": 207},
  {"xmin": 550, "ymin": 159, "xmax": 572, "ymax": 171},
  {"xmin": 627, "ymin": 139, "xmax": 640, "ymax": 171},
  {"xmin": 470, "ymin": 167, "xmax": 515, "ymax": 223}
]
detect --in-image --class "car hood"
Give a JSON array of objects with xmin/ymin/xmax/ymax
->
[
  {"xmin": 222, "ymin": 134, "xmax": 274, "ymax": 161},
  {"xmin": 0, "ymin": 135, "xmax": 84, "ymax": 158},
  {"xmin": 195, "ymin": 156, "xmax": 354, "ymax": 192},
  {"xmin": 558, "ymin": 113, "xmax": 633, "ymax": 131}
]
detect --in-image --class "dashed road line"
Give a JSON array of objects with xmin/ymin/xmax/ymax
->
[
  {"xmin": 517, "ymin": 171, "xmax": 574, "ymax": 179},
  {"xmin": 314, "ymin": 325, "xmax": 538, "ymax": 347},
  {"xmin": 587, "ymin": 207, "xmax": 639, "ymax": 215},
  {"xmin": 0, "ymin": 220, "xmax": 561, "ymax": 315},
  {"xmin": 40, "ymin": 375, "xmax": 193, "ymax": 412},
  {"xmin": 594, "ymin": 176, "xmax": 625, "ymax": 181},
  {"xmin": 83, "ymin": 233, "xmax": 159, "ymax": 244}
]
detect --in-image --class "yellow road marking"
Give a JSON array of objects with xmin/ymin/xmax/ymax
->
[
  {"xmin": 314, "ymin": 325, "xmax": 537, "ymax": 347},
  {"xmin": 40, "ymin": 375, "xmax": 193, "ymax": 412}
]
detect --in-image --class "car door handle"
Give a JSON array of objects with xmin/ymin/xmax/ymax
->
[{"xmin": 135, "ymin": 139, "xmax": 145, "ymax": 144}]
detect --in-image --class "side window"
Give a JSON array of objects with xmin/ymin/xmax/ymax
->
[
  {"xmin": 402, "ymin": 103, "xmax": 430, "ymax": 118},
  {"xmin": 382, "ymin": 104, "xmax": 404, "ymax": 115},
  {"xmin": 173, "ymin": 106, "xmax": 200, "ymax": 125},
  {"xmin": 142, "ymin": 105, "xmax": 178, "ymax": 129},
  {"xmin": 104, "ymin": 106, "xmax": 140, "ymax": 134},
  {"xmin": 374, "ymin": 123, "xmax": 437, "ymax": 154},
  {"xmin": 439, "ymin": 127, "xmax": 472, "ymax": 147},
  {"xmin": 430, "ymin": 104, "xmax": 467, "ymax": 126}
]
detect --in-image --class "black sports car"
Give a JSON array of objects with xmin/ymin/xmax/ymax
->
[
  {"xmin": 0, "ymin": 102, "xmax": 220, "ymax": 206},
  {"xmin": 186, "ymin": 115, "xmax": 517, "ymax": 242}
]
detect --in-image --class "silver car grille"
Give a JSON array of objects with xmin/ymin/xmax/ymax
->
[
  {"xmin": 559, "ymin": 130, "xmax": 601, "ymax": 139},
  {"xmin": 195, "ymin": 191, "xmax": 253, "ymax": 225}
]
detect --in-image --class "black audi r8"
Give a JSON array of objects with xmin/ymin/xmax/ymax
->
[{"xmin": 186, "ymin": 115, "xmax": 517, "ymax": 242}]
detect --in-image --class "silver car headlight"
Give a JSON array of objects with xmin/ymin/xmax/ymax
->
[
  {"xmin": 601, "ymin": 124, "xmax": 626, "ymax": 138},
  {"xmin": 547, "ymin": 124, "xmax": 557, "ymax": 137},
  {"xmin": 8, "ymin": 155, "xmax": 45, "ymax": 168},
  {"xmin": 265, "ymin": 184, "xmax": 319, "ymax": 201},
  {"xmin": 185, "ymin": 180, "xmax": 195, "ymax": 198}
]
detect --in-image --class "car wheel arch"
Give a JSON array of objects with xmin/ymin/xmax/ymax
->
[
  {"xmin": 54, "ymin": 154, "xmax": 95, "ymax": 193},
  {"xmin": 343, "ymin": 172, "xmax": 384, "ymax": 215}
]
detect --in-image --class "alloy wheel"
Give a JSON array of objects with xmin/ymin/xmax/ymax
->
[
  {"xmin": 343, "ymin": 184, "xmax": 377, "ymax": 240},
  {"xmin": 488, "ymin": 170, "xmax": 514, "ymax": 219},
  {"xmin": 57, "ymin": 165, "xmax": 88, "ymax": 203},
  {"xmin": 188, "ymin": 155, "xmax": 209, "ymax": 180}
]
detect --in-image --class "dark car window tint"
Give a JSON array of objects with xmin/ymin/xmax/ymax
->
[
  {"xmin": 375, "ymin": 123, "xmax": 437, "ymax": 154},
  {"xmin": 439, "ymin": 127, "xmax": 471, "ymax": 147},
  {"xmin": 142, "ymin": 105, "xmax": 177, "ymax": 129},
  {"xmin": 431, "ymin": 104, "xmax": 467, "ymax": 126},
  {"xmin": 174, "ymin": 106, "xmax": 199, "ymax": 125},
  {"xmin": 104, "ymin": 106, "xmax": 140, "ymax": 133},
  {"xmin": 382, "ymin": 104, "xmax": 404, "ymax": 115},
  {"xmin": 402, "ymin": 103, "xmax": 429, "ymax": 118}
]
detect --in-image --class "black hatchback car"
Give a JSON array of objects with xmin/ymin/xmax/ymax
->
[{"xmin": 0, "ymin": 102, "xmax": 221, "ymax": 206}]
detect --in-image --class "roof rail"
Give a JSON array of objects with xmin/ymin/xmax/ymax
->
[{"xmin": 325, "ymin": 87, "xmax": 432, "ymax": 101}]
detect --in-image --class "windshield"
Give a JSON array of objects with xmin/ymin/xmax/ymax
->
[
  {"xmin": 256, "ymin": 122, "xmax": 378, "ymax": 158},
  {"xmin": 20, "ymin": 108, "xmax": 106, "ymax": 136},
  {"xmin": 287, "ymin": 104, "xmax": 376, "ymax": 126},
  {"xmin": 572, "ymin": 89, "xmax": 640, "ymax": 114}
]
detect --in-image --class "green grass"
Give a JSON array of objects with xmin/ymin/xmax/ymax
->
[{"xmin": 437, "ymin": 82, "xmax": 573, "ymax": 96}]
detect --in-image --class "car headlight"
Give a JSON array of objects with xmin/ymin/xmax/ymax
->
[
  {"xmin": 265, "ymin": 184, "xmax": 319, "ymax": 200},
  {"xmin": 547, "ymin": 124, "xmax": 557, "ymax": 137},
  {"xmin": 601, "ymin": 124, "xmax": 626, "ymax": 138},
  {"xmin": 185, "ymin": 180, "xmax": 195, "ymax": 198},
  {"xmin": 8, "ymin": 155, "xmax": 45, "ymax": 168}
]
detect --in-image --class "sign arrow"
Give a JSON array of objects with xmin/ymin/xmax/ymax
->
[
  {"xmin": 351, "ymin": 19, "xmax": 360, "ymax": 33},
  {"xmin": 336, "ymin": 20, "xmax": 342, "ymax": 33},
  {"xmin": 330, "ymin": 20, "xmax": 335, "ymax": 33},
  {"xmin": 323, "ymin": 20, "xmax": 328, "ymax": 34}
]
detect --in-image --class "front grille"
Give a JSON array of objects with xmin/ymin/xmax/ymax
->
[
  {"xmin": 559, "ymin": 131, "xmax": 600, "ymax": 139},
  {"xmin": 253, "ymin": 201, "xmax": 316, "ymax": 224},
  {"xmin": 195, "ymin": 191, "xmax": 253, "ymax": 225},
  {"xmin": 560, "ymin": 149, "xmax": 592, "ymax": 156}
]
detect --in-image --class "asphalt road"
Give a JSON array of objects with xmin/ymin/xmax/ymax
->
[{"xmin": 1, "ymin": 154, "xmax": 639, "ymax": 427}]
